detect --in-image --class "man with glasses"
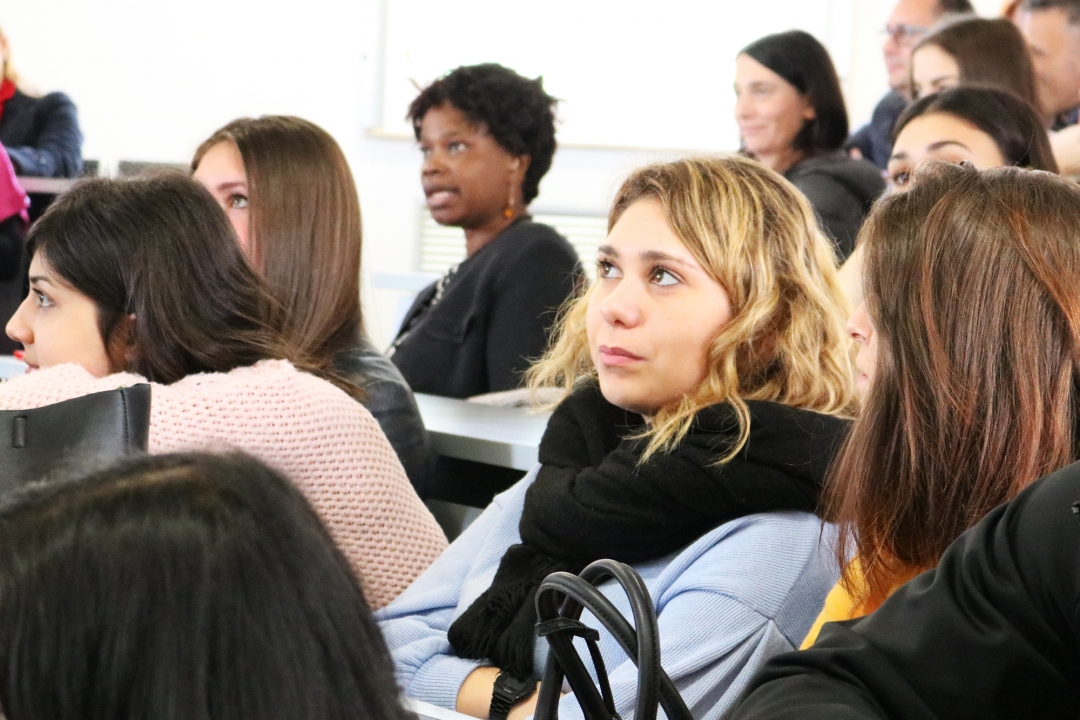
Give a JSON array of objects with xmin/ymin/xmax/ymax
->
[{"xmin": 846, "ymin": 0, "xmax": 974, "ymax": 169}]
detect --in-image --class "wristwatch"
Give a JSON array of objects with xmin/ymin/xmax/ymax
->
[{"xmin": 489, "ymin": 671, "xmax": 538, "ymax": 720}]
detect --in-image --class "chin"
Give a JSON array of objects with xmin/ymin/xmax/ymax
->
[{"xmin": 596, "ymin": 380, "xmax": 660, "ymax": 417}]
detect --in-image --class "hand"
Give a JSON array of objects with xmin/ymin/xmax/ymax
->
[
  {"xmin": 1050, "ymin": 124, "xmax": 1080, "ymax": 176},
  {"xmin": 848, "ymin": 147, "xmax": 864, "ymax": 160}
]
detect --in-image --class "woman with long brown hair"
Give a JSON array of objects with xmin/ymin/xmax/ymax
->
[
  {"xmin": 802, "ymin": 161, "xmax": 1080, "ymax": 646},
  {"xmin": 192, "ymin": 116, "xmax": 436, "ymax": 492}
]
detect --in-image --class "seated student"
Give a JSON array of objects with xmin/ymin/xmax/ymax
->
[
  {"xmin": 0, "ymin": 451, "xmax": 417, "ymax": 720},
  {"xmin": 732, "ymin": 458, "xmax": 1080, "ymax": 718},
  {"xmin": 0, "ymin": 174, "xmax": 446, "ymax": 608},
  {"xmin": 388, "ymin": 63, "xmax": 583, "ymax": 399},
  {"xmin": 735, "ymin": 30, "xmax": 885, "ymax": 260},
  {"xmin": 192, "ymin": 115, "xmax": 437, "ymax": 494},
  {"xmin": 802, "ymin": 162, "xmax": 1080, "ymax": 648},
  {"xmin": 838, "ymin": 86, "xmax": 1057, "ymax": 308},
  {"xmin": 0, "ymin": 25, "xmax": 81, "ymax": 178},
  {"xmin": 909, "ymin": 16, "xmax": 1038, "ymax": 103},
  {"xmin": 377, "ymin": 156, "xmax": 856, "ymax": 720}
]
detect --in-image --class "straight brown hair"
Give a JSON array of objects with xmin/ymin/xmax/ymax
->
[
  {"xmin": 193, "ymin": 117, "xmax": 364, "ymax": 398},
  {"xmin": 827, "ymin": 163, "xmax": 1080, "ymax": 611},
  {"xmin": 912, "ymin": 17, "xmax": 1038, "ymax": 108}
]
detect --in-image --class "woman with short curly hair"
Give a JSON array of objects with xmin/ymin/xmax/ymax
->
[{"xmin": 388, "ymin": 63, "xmax": 584, "ymax": 399}]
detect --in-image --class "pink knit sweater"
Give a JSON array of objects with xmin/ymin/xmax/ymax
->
[{"xmin": 0, "ymin": 360, "xmax": 447, "ymax": 609}]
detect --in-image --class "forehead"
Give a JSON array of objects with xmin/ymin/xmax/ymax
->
[
  {"xmin": 894, "ymin": 112, "xmax": 1002, "ymax": 164},
  {"xmin": 889, "ymin": 0, "xmax": 940, "ymax": 27},
  {"xmin": 419, "ymin": 103, "xmax": 486, "ymax": 138},
  {"xmin": 735, "ymin": 54, "xmax": 788, "ymax": 85},
  {"xmin": 607, "ymin": 199, "xmax": 694, "ymax": 256},
  {"xmin": 1016, "ymin": 8, "xmax": 1080, "ymax": 47},
  {"xmin": 194, "ymin": 141, "xmax": 246, "ymax": 182}
]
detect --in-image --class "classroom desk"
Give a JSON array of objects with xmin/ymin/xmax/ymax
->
[
  {"xmin": 16, "ymin": 177, "xmax": 77, "ymax": 195},
  {"xmin": 414, "ymin": 393, "xmax": 551, "ymax": 471}
]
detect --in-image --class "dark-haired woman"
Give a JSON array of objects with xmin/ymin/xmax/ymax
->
[
  {"xmin": 735, "ymin": 30, "xmax": 885, "ymax": 260},
  {"xmin": 909, "ymin": 16, "xmax": 1037, "ymax": 104},
  {"xmin": 192, "ymin": 115, "xmax": 437, "ymax": 494},
  {"xmin": 802, "ymin": 161, "xmax": 1080, "ymax": 648},
  {"xmin": 838, "ymin": 86, "xmax": 1057, "ymax": 308},
  {"xmin": 388, "ymin": 63, "xmax": 584, "ymax": 399},
  {"xmin": 0, "ymin": 174, "xmax": 446, "ymax": 609},
  {"xmin": 0, "ymin": 451, "xmax": 416, "ymax": 720}
]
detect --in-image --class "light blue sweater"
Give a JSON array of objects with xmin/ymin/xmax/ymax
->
[{"xmin": 376, "ymin": 467, "xmax": 839, "ymax": 720}]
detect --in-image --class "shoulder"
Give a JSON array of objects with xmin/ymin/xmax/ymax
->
[
  {"xmin": 11, "ymin": 90, "xmax": 76, "ymax": 114},
  {"xmin": 0, "ymin": 364, "xmax": 147, "ymax": 410},
  {"xmin": 786, "ymin": 152, "xmax": 885, "ymax": 204},
  {"xmin": 487, "ymin": 221, "xmax": 579, "ymax": 267},
  {"xmin": 657, "ymin": 512, "xmax": 838, "ymax": 619}
]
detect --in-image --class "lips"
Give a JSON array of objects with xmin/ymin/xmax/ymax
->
[
  {"xmin": 424, "ymin": 185, "xmax": 459, "ymax": 210},
  {"xmin": 598, "ymin": 345, "xmax": 644, "ymax": 367}
]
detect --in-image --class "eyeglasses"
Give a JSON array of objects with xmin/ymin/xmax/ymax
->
[{"xmin": 882, "ymin": 23, "xmax": 930, "ymax": 45}]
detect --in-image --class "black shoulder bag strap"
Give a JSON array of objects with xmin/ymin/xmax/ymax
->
[{"xmin": 532, "ymin": 559, "xmax": 693, "ymax": 720}]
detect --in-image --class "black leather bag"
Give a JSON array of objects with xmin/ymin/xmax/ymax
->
[
  {"xmin": 533, "ymin": 559, "xmax": 693, "ymax": 720},
  {"xmin": 0, "ymin": 385, "xmax": 151, "ymax": 494}
]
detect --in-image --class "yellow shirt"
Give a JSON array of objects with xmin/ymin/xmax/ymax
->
[{"xmin": 800, "ymin": 564, "xmax": 867, "ymax": 648}]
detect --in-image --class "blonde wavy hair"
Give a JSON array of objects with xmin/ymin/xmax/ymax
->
[{"xmin": 527, "ymin": 155, "xmax": 856, "ymax": 461}]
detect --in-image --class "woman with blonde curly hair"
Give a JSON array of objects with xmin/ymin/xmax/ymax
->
[{"xmin": 378, "ymin": 155, "xmax": 856, "ymax": 720}]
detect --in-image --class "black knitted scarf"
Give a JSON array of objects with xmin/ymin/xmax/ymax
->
[{"xmin": 447, "ymin": 383, "xmax": 849, "ymax": 677}]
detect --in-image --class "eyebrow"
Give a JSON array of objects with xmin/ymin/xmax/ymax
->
[
  {"xmin": 28, "ymin": 275, "xmax": 54, "ymax": 287},
  {"xmin": 597, "ymin": 244, "xmax": 695, "ymax": 268},
  {"xmin": 213, "ymin": 181, "xmax": 247, "ymax": 191},
  {"xmin": 891, "ymin": 139, "xmax": 973, "ymax": 163}
]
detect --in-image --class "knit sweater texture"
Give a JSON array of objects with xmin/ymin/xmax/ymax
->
[
  {"xmin": 0, "ymin": 360, "xmax": 447, "ymax": 609},
  {"xmin": 377, "ymin": 469, "xmax": 840, "ymax": 720}
]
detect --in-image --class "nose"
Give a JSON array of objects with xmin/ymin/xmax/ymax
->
[
  {"xmin": 599, "ymin": 276, "xmax": 643, "ymax": 329},
  {"xmin": 421, "ymin": 147, "xmax": 445, "ymax": 177},
  {"xmin": 846, "ymin": 302, "xmax": 872, "ymax": 346},
  {"xmin": 734, "ymin": 92, "xmax": 751, "ymax": 121},
  {"xmin": 6, "ymin": 295, "xmax": 33, "ymax": 346}
]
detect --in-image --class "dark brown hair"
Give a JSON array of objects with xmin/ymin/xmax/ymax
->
[
  {"xmin": 27, "ymin": 175, "xmax": 285, "ymax": 384},
  {"xmin": 827, "ymin": 163, "xmax": 1080, "ymax": 611},
  {"xmin": 912, "ymin": 17, "xmax": 1038, "ymax": 107},
  {"xmin": 193, "ymin": 117, "xmax": 364, "ymax": 398},
  {"xmin": 739, "ymin": 30, "xmax": 849, "ymax": 154},
  {"xmin": 893, "ymin": 86, "xmax": 1058, "ymax": 173}
]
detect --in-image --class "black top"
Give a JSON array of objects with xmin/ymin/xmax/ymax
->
[
  {"xmin": 1, "ymin": 89, "xmax": 83, "ymax": 178},
  {"xmin": 844, "ymin": 90, "xmax": 908, "ymax": 170},
  {"xmin": 730, "ymin": 459, "xmax": 1080, "ymax": 720},
  {"xmin": 785, "ymin": 150, "xmax": 886, "ymax": 261},
  {"xmin": 390, "ymin": 219, "xmax": 582, "ymax": 398},
  {"xmin": 334, "ymin": 337, "xmax": 438, "ymax": 496}
]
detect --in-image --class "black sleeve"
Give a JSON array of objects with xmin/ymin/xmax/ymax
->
[
  {"xmin": 485, "ymin": 229, "xmax": 582, "ymax": 392},
  {"xmin": 0, "ymin": 215, "xmax": 24, "ymax": 283},
  {"xmin": 4, "ymin": 93, "xmax": 83, "ymax": 178},
  {"xmin": 844, "ymin": 124, "xmax": 873, "ymax": 159},
  {"xmin": 363, "ymin": 377, "xmax": 437, "ymax": 496},
  {"xmin": 730, "ymin": 463, "xmax": 1080, "ymax": 720}
]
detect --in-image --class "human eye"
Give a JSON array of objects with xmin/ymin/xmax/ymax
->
[
  {"xmin": 418, "ymin": 143, "xmax": 432, "ymax": 158},
  {"xmin": 228, "ymin": 193, "xmax": 248, "ymax": 209},
  {"xmin": 32, "ymin": 289, "xmax": 54, "ymax": 309},
  {"xmin": 596, "ymin": 259, "xmax": 622, "ymax": 280},
  {"xmin": 888, "ymin": 166, "xmax": 910, "ymax": 188},
  {"xmin": 649, "ymin": 266, "xmax": 681, "ymax": 286},
  {"xmin": 448, "ymin": 141, "xmax": 467, "ymax": 154}
]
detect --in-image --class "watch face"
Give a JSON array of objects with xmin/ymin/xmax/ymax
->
[{"xmin": 496, "ymin": 672, "xmax": 535, "ymax": 697}]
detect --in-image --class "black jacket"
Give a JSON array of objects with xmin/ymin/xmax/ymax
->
[
  {"xmin": 391, "ymin": 219, "xmax": 582, "ymax": 398},
  {"xmin": 1, "ymin": 89, "xmax": 83, "ymax": 178},
  {"xmin": 335, "ymin": 337, "xmax": 437, "ymax": 495},
  {"xmin": 785, "ymin": 150, "xmax": 886, "ymax": 261},
  {"xmin": 730, "ymin": 459, "xmax": 1080, "ymax": 720}
]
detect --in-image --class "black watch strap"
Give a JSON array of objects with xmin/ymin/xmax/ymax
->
[{"xmin": 489, "ymin": 671, "xmax": 538, "ymax": 720}]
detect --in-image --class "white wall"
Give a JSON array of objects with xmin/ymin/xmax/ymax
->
[{"xmin": 4, "ymin": 0, "xmax": 995, "ymax": 347}]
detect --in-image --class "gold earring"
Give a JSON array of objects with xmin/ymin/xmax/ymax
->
[{"xmin": 503, "ymin": 193, "xmax": 515, "ymax": 219}]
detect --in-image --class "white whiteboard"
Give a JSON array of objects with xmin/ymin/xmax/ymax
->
[{"xmin": 376, "ymin": 0, "xmax": 856, "ymax": 151}]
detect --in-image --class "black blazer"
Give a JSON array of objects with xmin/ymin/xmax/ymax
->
[
  {"xmin": 391, "ymin": 220, "xmax": 582, "ymax": 398},
  {"xmin": 1, "ymin": 90, "xmax": 83, "ymax": 178}
]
